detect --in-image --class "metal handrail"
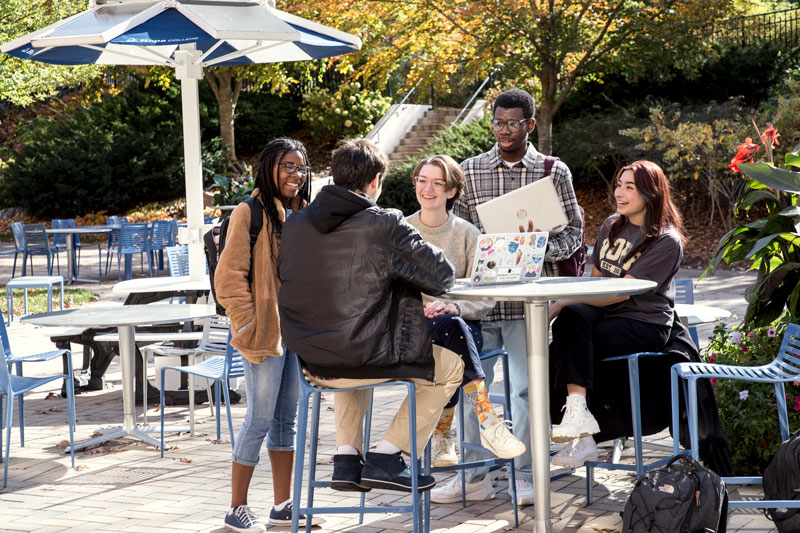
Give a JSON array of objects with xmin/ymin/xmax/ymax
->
[
  {"xmin": 365, "ymin": 78, "xmax": 423, "ymax": 141},
  {"xmin": 451, "ymin": 67, "xmax": 499, "ymax": 127}
]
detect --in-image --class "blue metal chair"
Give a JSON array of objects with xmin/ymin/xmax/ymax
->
[
  {"xmin": 6, "ymin": 222, "xmax": 25, "ymax": 279},
  {"xmin": 671, "ymin": 322, "xmax": 800, "ymax": 512},
  {"xmin": 0, "ymin": 311, "xmax": 74, "ymax": 448},
  {"xmin": 114, "ymin": 223, "xmax": 152, "ymax": 280},
  {"xmin": 20, "ymin": 224, "xmax": 61, "ymax": 276},
  {"xmin": 1, "ymin": 343, "xmax": 75, "ymax": 488},
  {"xmin": 166, "ymin": 245, "xmax": 189, "ymax": 277},
  {"xmin": 675, "ymin": 278, "xmax": 700, "ymax": 347},
  {"xmin": 159, "ymin": 316, "xmax": 243, "ymax": 451},
  {"xmin": 104, "ymin": 216, "xmax": 128, "ymax": 274},
  {"xmin": 149, "ymin": 220, "xmax": 174, "ymax": 275},
  {"xmin": 292, "ymin": 353, "xmax": 430, "ymax": 533},
  {"xmin": 584, "ymin": 278, "xmax": 700, "ymax": 503},
  {"xmin": 423, "ymin": 348, "xmax": 519, "ymax": 527}
]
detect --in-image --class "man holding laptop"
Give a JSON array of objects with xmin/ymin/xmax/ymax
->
[{"xmin": 431, "ymin": 88, "xmax": 584, "ymax": 505}]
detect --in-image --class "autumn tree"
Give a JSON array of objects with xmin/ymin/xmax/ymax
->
[
  {"xmin": 291, "ymin": 0, "xmax": 736, "ymax": 154},
  {"xmin": 0, "ymin": 0, "xmax": 99, "ymax": 105}
]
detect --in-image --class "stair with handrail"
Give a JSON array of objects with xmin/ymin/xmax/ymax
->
[{"xmin": 387, "ymin": 107, "xmax": 460, "ymax": 163}]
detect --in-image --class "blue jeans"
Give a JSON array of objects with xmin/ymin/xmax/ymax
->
[
  {"xmin": 464, "ymin": 319, "xmax": 532, "ymax": 481},
  {"xmin": 231, "ymin": 348, "xmax": 299, "ymax": 466}
]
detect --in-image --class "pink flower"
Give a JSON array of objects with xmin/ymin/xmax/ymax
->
[
  {"xmin": 742, "ymin": 346, "xmax": 749, "ymax": 352},
  {"xmin": 711, "ymin": 378, "xmax": 717, "ymax": 385},
  {"xmin": 747, "ymin": 332, "xmax": 755, "ymax": 339},
  {"xmin": 709, "ymin": 355, "xmax": 716, "ymax": 364},
  {"xmin": 794, "ymin": 404, "xmax": 800, "ymax": 412},
  {"xmin": 768, "ymin": 329, "xmax": 777, "ymax": 338}
]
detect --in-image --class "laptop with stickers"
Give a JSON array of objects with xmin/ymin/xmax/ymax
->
[{"xmin": 466, "ymin": 231, "xmax": 549, "ymax": 286}]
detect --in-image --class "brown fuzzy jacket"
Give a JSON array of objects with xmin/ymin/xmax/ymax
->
[{"xmin": 214, "ymin": 189, "xmax": 304, "ymax": 363}]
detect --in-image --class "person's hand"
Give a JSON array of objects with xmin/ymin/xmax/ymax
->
[
  {"xmin": 424, "ymin": 300, "xmax": 458, "ymax": 318},
  {"xmin": 518, "ymin": 220, "xmax": 540, "ymax": 233}
]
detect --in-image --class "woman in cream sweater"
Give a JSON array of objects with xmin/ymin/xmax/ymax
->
[{"xmin": 406, "ymin": 155, "xmax": 526, "ymax": 474}]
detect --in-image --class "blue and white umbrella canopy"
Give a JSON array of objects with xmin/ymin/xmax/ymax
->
[{"xmin": 2, "ymin": 0, "xmax": 361, "ymax": 280}]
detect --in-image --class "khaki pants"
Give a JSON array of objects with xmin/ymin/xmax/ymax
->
[{"xmin": 306, "ymin": 346, "xmax": 464, "ymax": 458}]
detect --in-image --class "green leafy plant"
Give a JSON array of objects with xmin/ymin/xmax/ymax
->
[
  {"xmin": 704, "ymin": 121, "xmax": 800, "ymax": 326},
  {"xmin": 0, "ymin": 287, "xmax": 98, "ymax": 317},
  {"xmin": 299, "ymin": 82, "xmax": 391, "ymax": 142},
  {"xmin": 206, "ymin": 164, "xmax": 255, "ymax": 216},
  {"xmin": 704, "ymin": 316, "xmax": 800, "ymax": 474}
]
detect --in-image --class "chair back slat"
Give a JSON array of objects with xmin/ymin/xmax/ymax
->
[
  {"xmin": 166, "ymin": 245, "xmax": 189, "ymax": 277},
  {"xmin": 674, "ymin": 279, "xmax": 694, "ymax": 304},
  {"xmin": 10, "ymin": 222, "xmax": 25, "ymax": 252},
  {"xmin": 22, "ymin": 224, "xmax": 51, "ymax": 252},
  {"xmin": 106, "ymin": 216, "xmax": 128, "ymax": 247},
  {"xmin": 51, "ymin": 219, "xmax": 67, "ymax": 247},
  {"xmin": 118, "ymin": 223, "xmax": 149, "ymax": 253},
  {"xmin": 149, "ymin": 220, "xmax": 173, "ymax": 250}
]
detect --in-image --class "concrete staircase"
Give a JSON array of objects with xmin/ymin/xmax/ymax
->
[{"xmin": 387, "ymin": 107, "xmax": 460, "ymax": 163}]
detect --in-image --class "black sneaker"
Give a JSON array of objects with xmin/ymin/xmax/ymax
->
[
  {"xmin": 331, "ymin": 454, "xmax": 371, "ymax": 492},
  {"xmin": 268, "ymin": 500, "xmax": 325, "ymax": 527},
  {"xmin": 360, "ymin": 451, "xmax": 436, "ymax": 492}
]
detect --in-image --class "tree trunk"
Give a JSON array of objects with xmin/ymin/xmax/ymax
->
[
  {"xmin": 204, "ymin": 69, "xmax": 242, "ymax": 164},
  {"xmin": 536, "ymin": 100, "xmax": 554, "ymax": 156}
]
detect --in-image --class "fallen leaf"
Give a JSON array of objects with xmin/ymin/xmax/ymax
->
[
  {"xmin": 45, "ymin": 392, "xmax": 59, "ymax": 400},
  {"xmin": 74, "ymin": 464, "xmax": 89, "ymax": 471},
  {"xmin": 180, "ymin": 457, "xmax": 192, "ymax": 463},
  {"xmin": 56, "ymin": 440, "xmax": 70, "ymax": 449},
  {"xmin": 378, "ymin": 501, "xmax": 391, "ymax": 507}
]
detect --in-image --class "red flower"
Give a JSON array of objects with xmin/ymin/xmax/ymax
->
[
  {"xmin": 761, "ymin": 123, "xmax": 780, "ymax": 148},
  {"xmin": 728, "ymin": 138, "xmax": 759, "ymax": 172},
  {"xmin": 711, "ymin": 378, "xmax": 717, "ymax": 385},
  {"xmin": 741, "ymin": 346, "xmax": 749, "ymax": 352}
]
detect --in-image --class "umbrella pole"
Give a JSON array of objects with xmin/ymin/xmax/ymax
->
[{"xmin": 176, "ymin": 47, "xmax": 206, "ymax": 282}]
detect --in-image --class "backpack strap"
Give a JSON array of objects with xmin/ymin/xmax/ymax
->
[
  {"xmin": 543, "ymin": 156, "xmax": 559, "ymax": 177},
  {"xmin": 245, "ymin": 196, "xmax": 265, "ymax": 249}
]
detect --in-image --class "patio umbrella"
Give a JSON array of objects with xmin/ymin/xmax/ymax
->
[{"xmin": 1, "ymin": 0, "xmax": 361, "ymax": 280}]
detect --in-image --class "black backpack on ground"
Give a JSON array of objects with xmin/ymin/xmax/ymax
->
[
  {"xmin": 203, "ymin": 197, "xmax": 264, "ymax": 316},
  {"xmin": 622, "ymin": 454, "xmax": 728, "ymax": 533},
  {"xmin": 762, "ymin": 429, "xmax": 800, "ymax": 532}
]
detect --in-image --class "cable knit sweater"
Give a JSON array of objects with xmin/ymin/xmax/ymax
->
[{"xmin": 406, "ymin": 211, "xmax": 496, "ymax": 321}]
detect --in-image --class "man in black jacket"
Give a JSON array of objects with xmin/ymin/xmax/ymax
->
[{"xmin": 278, "ymin": 139, "xmax": 464, "ymax": 493}]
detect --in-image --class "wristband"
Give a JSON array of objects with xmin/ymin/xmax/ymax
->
[{"xmin": 452, "ymin": 302, "xmax": 462, "ymax": 316}]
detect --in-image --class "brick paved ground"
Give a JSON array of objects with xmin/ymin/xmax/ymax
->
[{"xmin": 0, "ymin": 245, "xmax": 779, "ymax": 532}]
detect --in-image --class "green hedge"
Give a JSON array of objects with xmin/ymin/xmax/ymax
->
[{"xmin": 3, "ymin": 85, "xmax": 225, "ymax": 217}]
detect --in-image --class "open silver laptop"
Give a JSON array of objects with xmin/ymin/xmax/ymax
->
[
  {"xmin": 467, "ymin": 231, "xmax": 549, "ymax": 285},
  {"xmin": 476, "ymin": 176, "xmax": 568, "ymax": 234}
]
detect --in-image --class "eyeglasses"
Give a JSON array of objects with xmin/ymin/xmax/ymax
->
[
  {"xmin": 414, "ymin": 177, "xmax": 447, "ymax": 190},
  {"xmin": 279, "ymin": 162, "xmax": 311, "ymax": 176},
  {"xmin": 490, "ymin": 118, "xmax": 529, "ymax": 132}
]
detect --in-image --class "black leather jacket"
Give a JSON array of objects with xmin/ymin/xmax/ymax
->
[{"xmin": 278, "ymin": 185, "xmax": 455, "ymax": 380}]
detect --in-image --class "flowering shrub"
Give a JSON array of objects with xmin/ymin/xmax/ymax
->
[
  {"xmin": 704, "ymin": 121, "xmax": 800, "ymax": 326},
  {"xmin": 299, "ymin": 82, "xmax": 391, "ymax": 142},
  {"xmin": 705, "ymin": 316, "xmax": 800, "ymax": 474}
]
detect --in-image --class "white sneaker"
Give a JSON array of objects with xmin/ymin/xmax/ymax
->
[
  {"xmin": 550, "ymin": 394, "xmax": 600, "ymax": 443},
  {"xmin": 432, "ymin": 433, "xmax": 458, "ymax": 467},
  {"xmin": 429, "ymin": 474, "xmax": 495, "ymax": 504},
  {"xmin": 550, "ymin": 436, "xmax": 598, "ymax": 468},
  {"xmin": 508, "ymin": 477, "xmax": 534, "ymax": 506},
  {"xmin": 479, "ymin": 417, "xmax": 526, "ymax": 459}
]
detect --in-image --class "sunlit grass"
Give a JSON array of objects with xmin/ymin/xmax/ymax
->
[{"xmin": 0, "ymin": 286, "xmax": 98, "ymax": 319}]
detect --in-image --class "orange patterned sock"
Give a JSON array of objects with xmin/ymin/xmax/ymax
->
[
  {"xmin": 435, "ymin": 405, "xmax": 456, "ymax": 437},
  {"xmin": 464, "ymin": 380, "xmax": 496, "ymax": 430}
]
